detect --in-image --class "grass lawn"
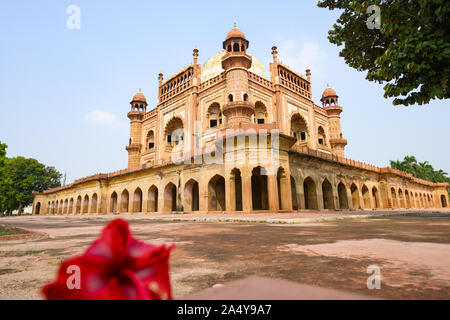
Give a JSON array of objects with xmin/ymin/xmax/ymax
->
[{"xmin": 0, "ymin": 225, "xmax": 24, "ymax": 237}]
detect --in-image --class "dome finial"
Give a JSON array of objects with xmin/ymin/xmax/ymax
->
[
  {"xmin": 132, "ymin": 90, "xmax": 147, "ymax": 104},
  {"xmin": 322, "ymin": 86, "xmax": 338, "ymax": 99},
  {"xmin": 233, "ymin": 22, "xmax": 237, "ymax": 29}
]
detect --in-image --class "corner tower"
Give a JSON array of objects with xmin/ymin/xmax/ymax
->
[
  {"xmin": 221, "ymin": 24, "xmax": 254, "ymax": 127},
  {"xmin": 126, "ymin": 90, "xmax": 147, "ymax": 170},
  {"xmin": 321, "ymin": 87, "xmax": 347, "ymax": 157}
]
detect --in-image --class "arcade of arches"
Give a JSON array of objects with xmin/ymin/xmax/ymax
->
[{"xmin": 33, "ymin": 156, "xmax": 449, "ymax": 215}]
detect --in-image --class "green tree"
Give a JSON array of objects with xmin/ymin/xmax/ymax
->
[
  {"xmin": 0, "ymin": 142, "xmax": 6, "ymax": 165},
  {"xmin": 0, "ymin": 142, "xmax": 13, "ymax": 214},
  {"xmin": 0, "ymin": 142, "xmax": 62, "ymax": 215},
  {"xmin": 317, "ymin": 0, "xmax": 450, "ymax": 106},
  {"xmin": 390, "ymin": 155, "xmax": 418, "ymax": 175},
  {"xmin": 3, "ymin": 157, "xmax": 62, "ymax": 214}
]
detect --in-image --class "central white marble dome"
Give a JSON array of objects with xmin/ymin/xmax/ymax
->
[{"xmin": 201, "ymin": 50, "xmax": 267, "ymax": 83}]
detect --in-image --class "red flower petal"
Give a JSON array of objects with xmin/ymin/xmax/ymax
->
[
  {"xmin": 41, "ymin": 219, "xmax": 174, "ymax": 300},
  {"xmin": 84, "ymin": 219, "xmax": 131, "ymax": 262}
]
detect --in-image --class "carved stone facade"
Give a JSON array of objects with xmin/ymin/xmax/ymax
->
[{"xmin": 32, "ymin": 26, "xmax": 449, "ymax": 215}]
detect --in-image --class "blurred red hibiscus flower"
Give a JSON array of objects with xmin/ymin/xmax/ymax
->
[{"xmin": 42, "ymin": 218, "xmax": 174, "ymax": 300}]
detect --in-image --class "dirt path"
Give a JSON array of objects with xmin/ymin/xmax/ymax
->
[{"xmin": 1, "ymin": 213, "xmax": 449, "ymax": 299}]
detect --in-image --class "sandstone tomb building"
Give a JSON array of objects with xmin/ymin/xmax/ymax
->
[{"xmin": 32, "ymin": 26, "xmax": 449, "ymax": 215}]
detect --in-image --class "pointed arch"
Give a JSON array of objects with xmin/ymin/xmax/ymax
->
[
  {"xmin": 164, "ymin": 182, "xmax": 177, "ymax": 212},
  {"xmin": 372, "ymin": 187, "xmax": 380, "ymax": 209},
  {"xmin": 252, "ymin": 166, "xmax": 268, "ymax": 210},
  {"xmin": 304, "ymin": 176, "xmax": 318, "ymax": 210},
  {"xmin": 184, "ymin": 179, "xmax": 199, "ymax": 212},
  {"xmin": 441, "ymin": 195, "xmax": 448, "ymax": 208},
  {"xmin": 65, "ymin": 199, "xmax": 69, "ymax": 214},
  {"xmin": 350, "ymin": 183, "xmax": 360, "ymax": 209},
  {"xmin": 147, "ymin": 185, "xmax": 158, "ymax": 212},
  {"xmin": 322, "ymin": 178, "xmax": 335, "ymax": 209},
  {"xmin": 231, "ymin": 168, "xmax": 243, "ymax": 211},
  {"xmin": 69, "ymin": 198, "xmax": 74, "ymax": 214},
  {"xmin": 391, "ymin": 187, "xmax": 398, "ymax": 208},
  {"xmin": 132, "ymin": 187, "xmax": 143, "ymax": 213},
  {"xmin": 207, "ymin": 103, "xmax": 222, "ymax": 128},
  {"xmin": 362, "ymin": 185, "xmax": 371, "ymax": 209},
  {"xmin": 35, "ymin": 202, "xmax": 41, "ymax": 215},
  {"xmin": 110, "ymin": 192, "xmax": 118, "ymax": 213},
  {"xmin": 254, "ymin": 101, "xmax": 267, "ymax": 124},
  {"xmin": 405, "ymin": 190, "xmax": 411, "ymax": 208},
  {"xmin": 208, "ymin": 175, "xmax": 226, "ymax": 211},
  {"xmin": 338, "ymin": 182, "xmax": 349, "ymax": 209},
  {"xmin": 76, "ymin": 196, "xmax": 82, "ymax": 214},
  {"xmin": 82, "ymin": 195, "xmax": 89, "ymax": 213},
  {"xmin": 290, "ymin": 113, "xmax": 308, "ymax": 144},
  {"xmin": 146, "ymin": 130, "xmax": 155, "ymax": 150},
  {"xmin": 120, "ymin": 189, "xmax": 129, "ymax": 213},
  {"xmin": 90, "ymin": 193, "xmax": 98, "ymax": 213},
  {"xmin": 164, "ymin": 117, "xmax": 184, "ymax": 147},
  {"xmin": 317, "ymin": 126, "xmax": 327, "ymax": 146}
]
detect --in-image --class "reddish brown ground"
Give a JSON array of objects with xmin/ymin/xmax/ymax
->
[{"xmin": 0, "ymin": 212, "xmax": 449, "ymax": 299}]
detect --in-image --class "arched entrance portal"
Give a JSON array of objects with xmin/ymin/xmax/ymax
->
[
  {"xmin": 120, "ymin": 190, "xmax": 129, "ymax": 213},
  {"xmin": 391, "ymin": 188, "xmax": 398, "ymax": 208},
  {"xmin": 338, "ymin": 182, "xmax": 348, "ymax": 209},
  {"xmin": 362, "ymin": 185, "xmax": 371, "ymax": 209},
  {"xmin": 90, "ymin": 194, "xmax": 98, "ymax": 213},
  {"xmin": 441, "ymin": 195, "xmax": 448, "ymax": 208},
  {"xmin": 405, "ymin": 190, "xmax": 411, "ymax": 208},
  {"xmin": 350, "ymin": 183, "xmax": 360, "ymax": 209},
  {"xmin": 304, "ymin": 177, "xmax": 318, "ymax": 210},
  {"xmin": 291, "ymin": 114, "xmax": 308, "ymax": 145},
  {"xmin": 251, "ymin": 167, "xmax": 268, "ymax": 210},
  {"xmin": 164, "ymin": 183, "xmax": 177, "ymax": 212},
  {"xmin": 208, "ymin": 175, "xmax": 226, "ymax": 211},
  {"xmin": 68, "ymin": 198, "xmax": 74, "ymax": 214},
  {"xmin": 231, "ymin": 168, "xmax": 243, "ymax": 211},
  {"xmin": 110, "ymin": 192, "xmax": 118, "ymax": 213},
  {"xmin": 35, "ymin": 202, "xmax": 41, "ymax": 215},
  {"xmin": 82, "ymin": 195, "xmax": 89, "ymax": 213},
  {"xmin": 148, "ymin": 186, "xmax": 158, "ymax": 212},
  {"xmin": 76, "ymin": 196, "xmax": 82, "ymax": 214},
  {"xmin": 322, "ymin": 179, "xmax": 335, "ymax": 209},
  {"xmin": 184, "ymin": 179, "xmax": 199, "ymax": 212},
  {"xmin": 372, "ymin": 187, "xmax": 380, "ymax": 209},
  {"xmin": 133, "ymin": 188, "xmax": 143, "ymax": 213}
]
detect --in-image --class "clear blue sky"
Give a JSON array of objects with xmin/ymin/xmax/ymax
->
[{"xmin": 1, "ymin": 0, "xmax": 449, "ymax": 183}]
